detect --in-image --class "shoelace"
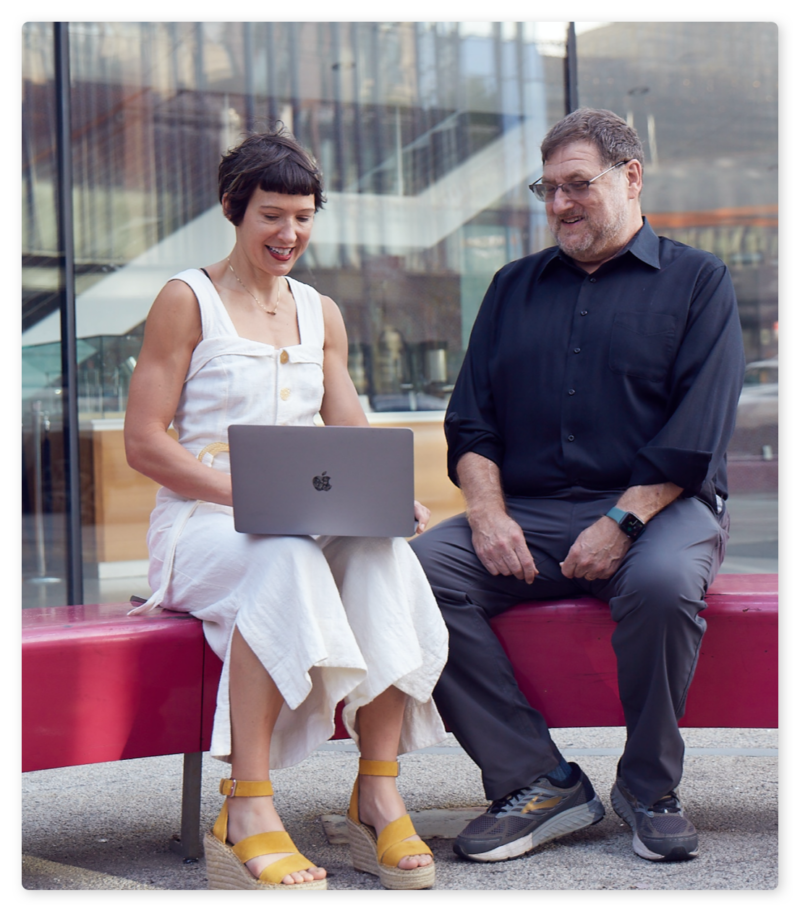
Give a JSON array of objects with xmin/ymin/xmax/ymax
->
[
  {"xmin": 651, "ymin": 793, "xmax": 682, "ymax": 813},
  {"xmin": 635, "ymin": 792, "xmax": 683, "ymax": 818},
  {"xmin": 488, "ymin": 789, "xmax": 524, "ymax": 816},
  {"xmin": 488, "ymin": 781, "xmax": 554, "ymax": 817}
]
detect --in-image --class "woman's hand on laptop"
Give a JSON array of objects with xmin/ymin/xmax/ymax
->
[{"xmin": 414, "ymin": 500, "xmax": 431, "ymax": 534}]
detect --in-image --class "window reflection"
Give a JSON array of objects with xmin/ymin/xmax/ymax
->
[
  {"xmin": 22, "ymin": 21, "xmax": 778, "ymax": 604},
  {"xmin": 576, "ymin": 22, "xmax": 778, "ymax": 569},
  {"xmin": 23, "ymin": 21, "xmax": 564, "ymax": 417}
]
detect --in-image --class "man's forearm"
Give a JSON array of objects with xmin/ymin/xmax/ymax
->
[
  {"xmin": 614, "ymin": 482, "xmax": 684, "ymax": 524},
  {"xmin": 457, "ymin": 457, "xmax": 683, "ymax": 526},
  {"xmin": 456, "ymin": 452, "xmax": 507, "ymax": 518}
]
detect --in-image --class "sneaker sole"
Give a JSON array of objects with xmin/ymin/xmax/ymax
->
[
  {"xmin": 454, "ymin": 795, "xmax": 605, "ymax": 863},
  {"xmin": 610, "ymin": 784, "xmax": 699, "ymax": 862}
]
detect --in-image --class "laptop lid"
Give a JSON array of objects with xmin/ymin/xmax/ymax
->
[{"xmin": 228, "ymin": 424, "xmax": 416, "ymax": 537}]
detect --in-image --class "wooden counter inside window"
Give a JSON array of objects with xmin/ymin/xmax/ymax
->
[{"xmin": 84, "ymin": 418, "xmax": 176, "ymax": 564}]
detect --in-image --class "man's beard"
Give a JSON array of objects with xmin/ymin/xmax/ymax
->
[{"xmin": 550, "ymin": 203, "xmax": 628, "ymax": 260}]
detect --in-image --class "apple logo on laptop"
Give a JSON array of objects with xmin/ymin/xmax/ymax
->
[{"xmin": 313, "ymin": 471, "xmax": 332, "ymax": 492}]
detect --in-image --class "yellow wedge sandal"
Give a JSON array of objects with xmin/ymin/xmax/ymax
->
[
  {"xmin": 347, "ymin": 759, "xmax": 435, "ymax": 890},
  {"xmin": 204, "ymin": 779, "xmax": 327, "ymax": 890}
]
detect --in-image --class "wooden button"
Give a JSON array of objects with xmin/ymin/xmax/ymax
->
[
  {"xmin": 280, "ymin": 350, "xmax": 289, "ymax": 364},
  {"xmin": 280, "ymin": 388, "xmax": 291, "ymax": 401}
]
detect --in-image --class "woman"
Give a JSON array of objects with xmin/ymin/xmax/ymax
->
[{"xmin": 124, "ymin": 128, "xmax": 448, "ymax": 890}]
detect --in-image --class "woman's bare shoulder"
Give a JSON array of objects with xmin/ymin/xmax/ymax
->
[
  {"xmin": 153, "ymin": 273, "xmax": 197, "ymax": 301},
  {"xmin": 319, "ymin": 293, "xmax": 348, "ymax": 343},
  {"xmin": 319, "ymin": 292, "xmax": 344, "ymax": 322},
  {"xmin": 154, "ymin": 273, "xmax": 204, "ymax": 314},
  {"xmin": 144, "ymin": 276, "xmax": 203, "ymax": 350}
]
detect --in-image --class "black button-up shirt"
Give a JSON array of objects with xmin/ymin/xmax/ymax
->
[{"xmin": 444, "ymin": 219, "xmax": 745, "ymax": 508}]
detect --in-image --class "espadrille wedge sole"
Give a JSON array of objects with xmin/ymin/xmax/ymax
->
[
  {"xmin": 205, "ymin": 778, "xmax": 327, "ymax": 890},
  {"xmin": 204, "ymin": 830, "xmax": 326, "ymax": 890},
  {"xmin": 347, "ymin": 759, "xmax": 435, "ymax": 890},
  {"xmin": 346, "ymin": 816, "xmax": 435, "ymax": 890}
]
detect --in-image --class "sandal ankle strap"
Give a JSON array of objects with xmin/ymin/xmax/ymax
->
[
  {"xmin": 348, "ymin": 760, "xmax": 401, "ymax": 824},
  {"xmin": 358, "ymin": 759, "xmax": 399, "ymax": 778},
  {"xmin": 219, "ymin": 778, "xmax": 274, "ymax": 798}
]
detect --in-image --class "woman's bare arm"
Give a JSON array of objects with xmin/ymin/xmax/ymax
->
[
  {"xmin": 318, "ymin": 295, "xmax": 369, "ymax": 428},
  {"xmin": 124, "ymin": 279, "xmax": 234, "ymax": 506}
]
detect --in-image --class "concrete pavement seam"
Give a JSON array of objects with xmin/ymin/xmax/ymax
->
[{"xmin": 316, "ymin": 743, "xmax": 778, "ymax": 757}]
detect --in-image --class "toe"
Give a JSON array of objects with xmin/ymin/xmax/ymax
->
[
  {"xmin": 398, "ymin": 853, "xmax": 432, "ymax": 870},
  {"xmin": 282, "ymin": 866, "xmax": 326, "ymax": 884}
]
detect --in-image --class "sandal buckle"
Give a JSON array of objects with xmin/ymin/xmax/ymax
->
[{"xmin": 229, "ymin": 778, "xmax": 237, "ymax": 797}]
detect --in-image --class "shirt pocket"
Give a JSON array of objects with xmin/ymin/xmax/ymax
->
[
  {"xmin": 609, "ymin": 311, "xmax": 677, "ymax": 382},
  {"xmin": 286, "ymin": 347, "xmax": 325, "ymax": 415}
]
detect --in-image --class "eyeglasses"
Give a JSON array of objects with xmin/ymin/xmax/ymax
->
[{"xmin": 528, "ymin": 160, "xmax": 632, "ymax": 203}]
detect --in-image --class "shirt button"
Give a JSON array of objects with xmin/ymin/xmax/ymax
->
[
  {"xmin": 567, "ymin": 434, "xmax": 575, "ymax": 441},
  {"xmin": 568, "ymin": 389, "xmax": 576, "ymax": 395},
  {"xmin": 573, "ymin": 347, "xmax": 581, "ymax": 354},
  {"xmin": 280, "ymin": 388, "xmax": 291, "ymax": 401},
  {"xmin": 580, "ymin": 310, "xmax": 588, "ymax": 316},
  {"xmin": 280, "ymin": 350, "xmax": 289, "ymax": 364},
  {"xmin": 589, "ymin": 277, "xmax": 597, "ymax": 283}
]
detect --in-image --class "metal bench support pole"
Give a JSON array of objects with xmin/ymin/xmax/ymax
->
[{"xmin": 169, "ymin": 751, "xmax": 203, "ymax": 859}]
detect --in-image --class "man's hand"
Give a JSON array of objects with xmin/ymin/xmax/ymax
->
[
  {"xmin": 560, "ymin": 517, "xmax": 630, "ymax": 581},
  {"xmin": 470, "ymin": 508, "xmax": 538, "ymax": 583},
  {"xmin": 455, "ymin": 452, "xmax": 537, "ymax": 584},
  {"xmin": 561, "ymin": 483, "xmax": 685, "ymax": 581}
]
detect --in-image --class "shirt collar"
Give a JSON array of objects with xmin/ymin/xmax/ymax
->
[
  {"xmin": 542, "ymin": 216, "xmax": 661, "ymax": 275},
  {"xmin": 624, "ymin": 217, "xmax": 661, "ymax": 269}
]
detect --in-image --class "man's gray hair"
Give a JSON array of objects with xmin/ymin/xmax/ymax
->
[{"xmin": 541, "ymin": 108, "xmax": 644, "ymax": 170}]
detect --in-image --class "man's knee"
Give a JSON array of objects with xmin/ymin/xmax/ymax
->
[
  {"xmin": 409, "ymin": 515, "xmax": 469, "ymax": 584},
  {"xmin": 609, "ymin": 553, "xmax": 711, "ymax": 628},
  {"xmin": 410, "ymin": 520, "xmax": 501, "ymax": 628}
]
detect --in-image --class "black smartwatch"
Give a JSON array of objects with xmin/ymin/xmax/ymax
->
[{"xmin": 605, "ymin": 506, "xmax": 645, "ymax": 541}]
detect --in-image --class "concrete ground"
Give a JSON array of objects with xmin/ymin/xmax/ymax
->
[
  {"xmin": 22, "ymin": 727, "xmax": 779, "ymax": 896},
  {"xmin": 21, "ymin": 492, "xmax": 783, "ymax": 899}
]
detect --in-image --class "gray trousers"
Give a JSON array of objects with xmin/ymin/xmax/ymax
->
[{"xmin": 409, "ymin": 488, "xmax": 729, "ymax": 808}]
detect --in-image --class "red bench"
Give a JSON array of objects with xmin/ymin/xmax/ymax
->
[
  {"xmin": 22, "ymin": 573, "xmax": 777, "ymax": 858},
  {"xmin": 492, "ymin": 573, "xmax": 778, "ymax": 729}
]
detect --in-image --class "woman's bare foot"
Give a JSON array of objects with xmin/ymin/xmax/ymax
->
[
  {"xmin": 356, "ymin": 775, "xmax": 433, "ymax": 870},
  {"xmin": 225, "ymin": 796, "xmax": 327, "ymax": 885}
]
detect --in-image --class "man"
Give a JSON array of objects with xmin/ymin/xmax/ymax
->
[{"xmin": 410, "ymin": 108, "xmax": 744, "ymax": 864}]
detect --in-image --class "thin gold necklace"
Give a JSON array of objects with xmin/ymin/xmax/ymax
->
[{"xmin": 227, "ymin": 258, "xmax": 281, "ymax": 316}]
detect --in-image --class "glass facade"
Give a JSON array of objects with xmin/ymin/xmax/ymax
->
[{"xmin": 21, "ymin": 22, "xmax": 778, "ymax": 608}]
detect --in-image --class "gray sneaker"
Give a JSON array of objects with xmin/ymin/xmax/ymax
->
[
  {"xmin": 453, "ymin": 763, "xmax": 605, "ymax": 862},
  {"xmin": 611, "ymin": 777, "xmax": 699, "ymax": 861}
]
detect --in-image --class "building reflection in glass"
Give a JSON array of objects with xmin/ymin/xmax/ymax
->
[{"xmin": 21, "ymin": 22, "xmax": 778, "ymax": 604}]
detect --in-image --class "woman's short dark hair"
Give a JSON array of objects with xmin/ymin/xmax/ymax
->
[
  {"xmin": 218, "ymin": 126, "xmax": 326, "ymax": 224},
  {"xmin": 540, "ymin": 108, "xmax": 644, "ymax": 171}
]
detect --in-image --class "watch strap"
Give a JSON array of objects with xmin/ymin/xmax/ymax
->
[{"xmin": 605, "ymin": 506, "xmax": 645, "ymax": 540}]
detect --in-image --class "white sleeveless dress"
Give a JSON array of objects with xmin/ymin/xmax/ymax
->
[{"xmin": 129, "ymin": 269, "xmax": 448, "ymax": 767}]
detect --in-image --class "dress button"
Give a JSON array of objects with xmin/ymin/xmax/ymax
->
[
  {"xmin": 573, "ymin": 347, "xmax": 581, "ymax": 354},
  {"xmin": 280, "ymin": 388, "xmax": 291, "ymax": 401},
  {"xmin": 567, "ymin": 434, "xmax": 575, "ymax": 441},
  {"xmin": 280, "ymin": 350, "xmax": 289, "ymax": 364},
  {"xmin": 568, "ymin": 389, "xmax": 576, "ymax": 395}
]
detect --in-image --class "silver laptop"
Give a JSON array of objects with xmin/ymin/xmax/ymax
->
[{"xmin": 228, "ymin": 424, "xmax": 416, "ymax": 537}]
